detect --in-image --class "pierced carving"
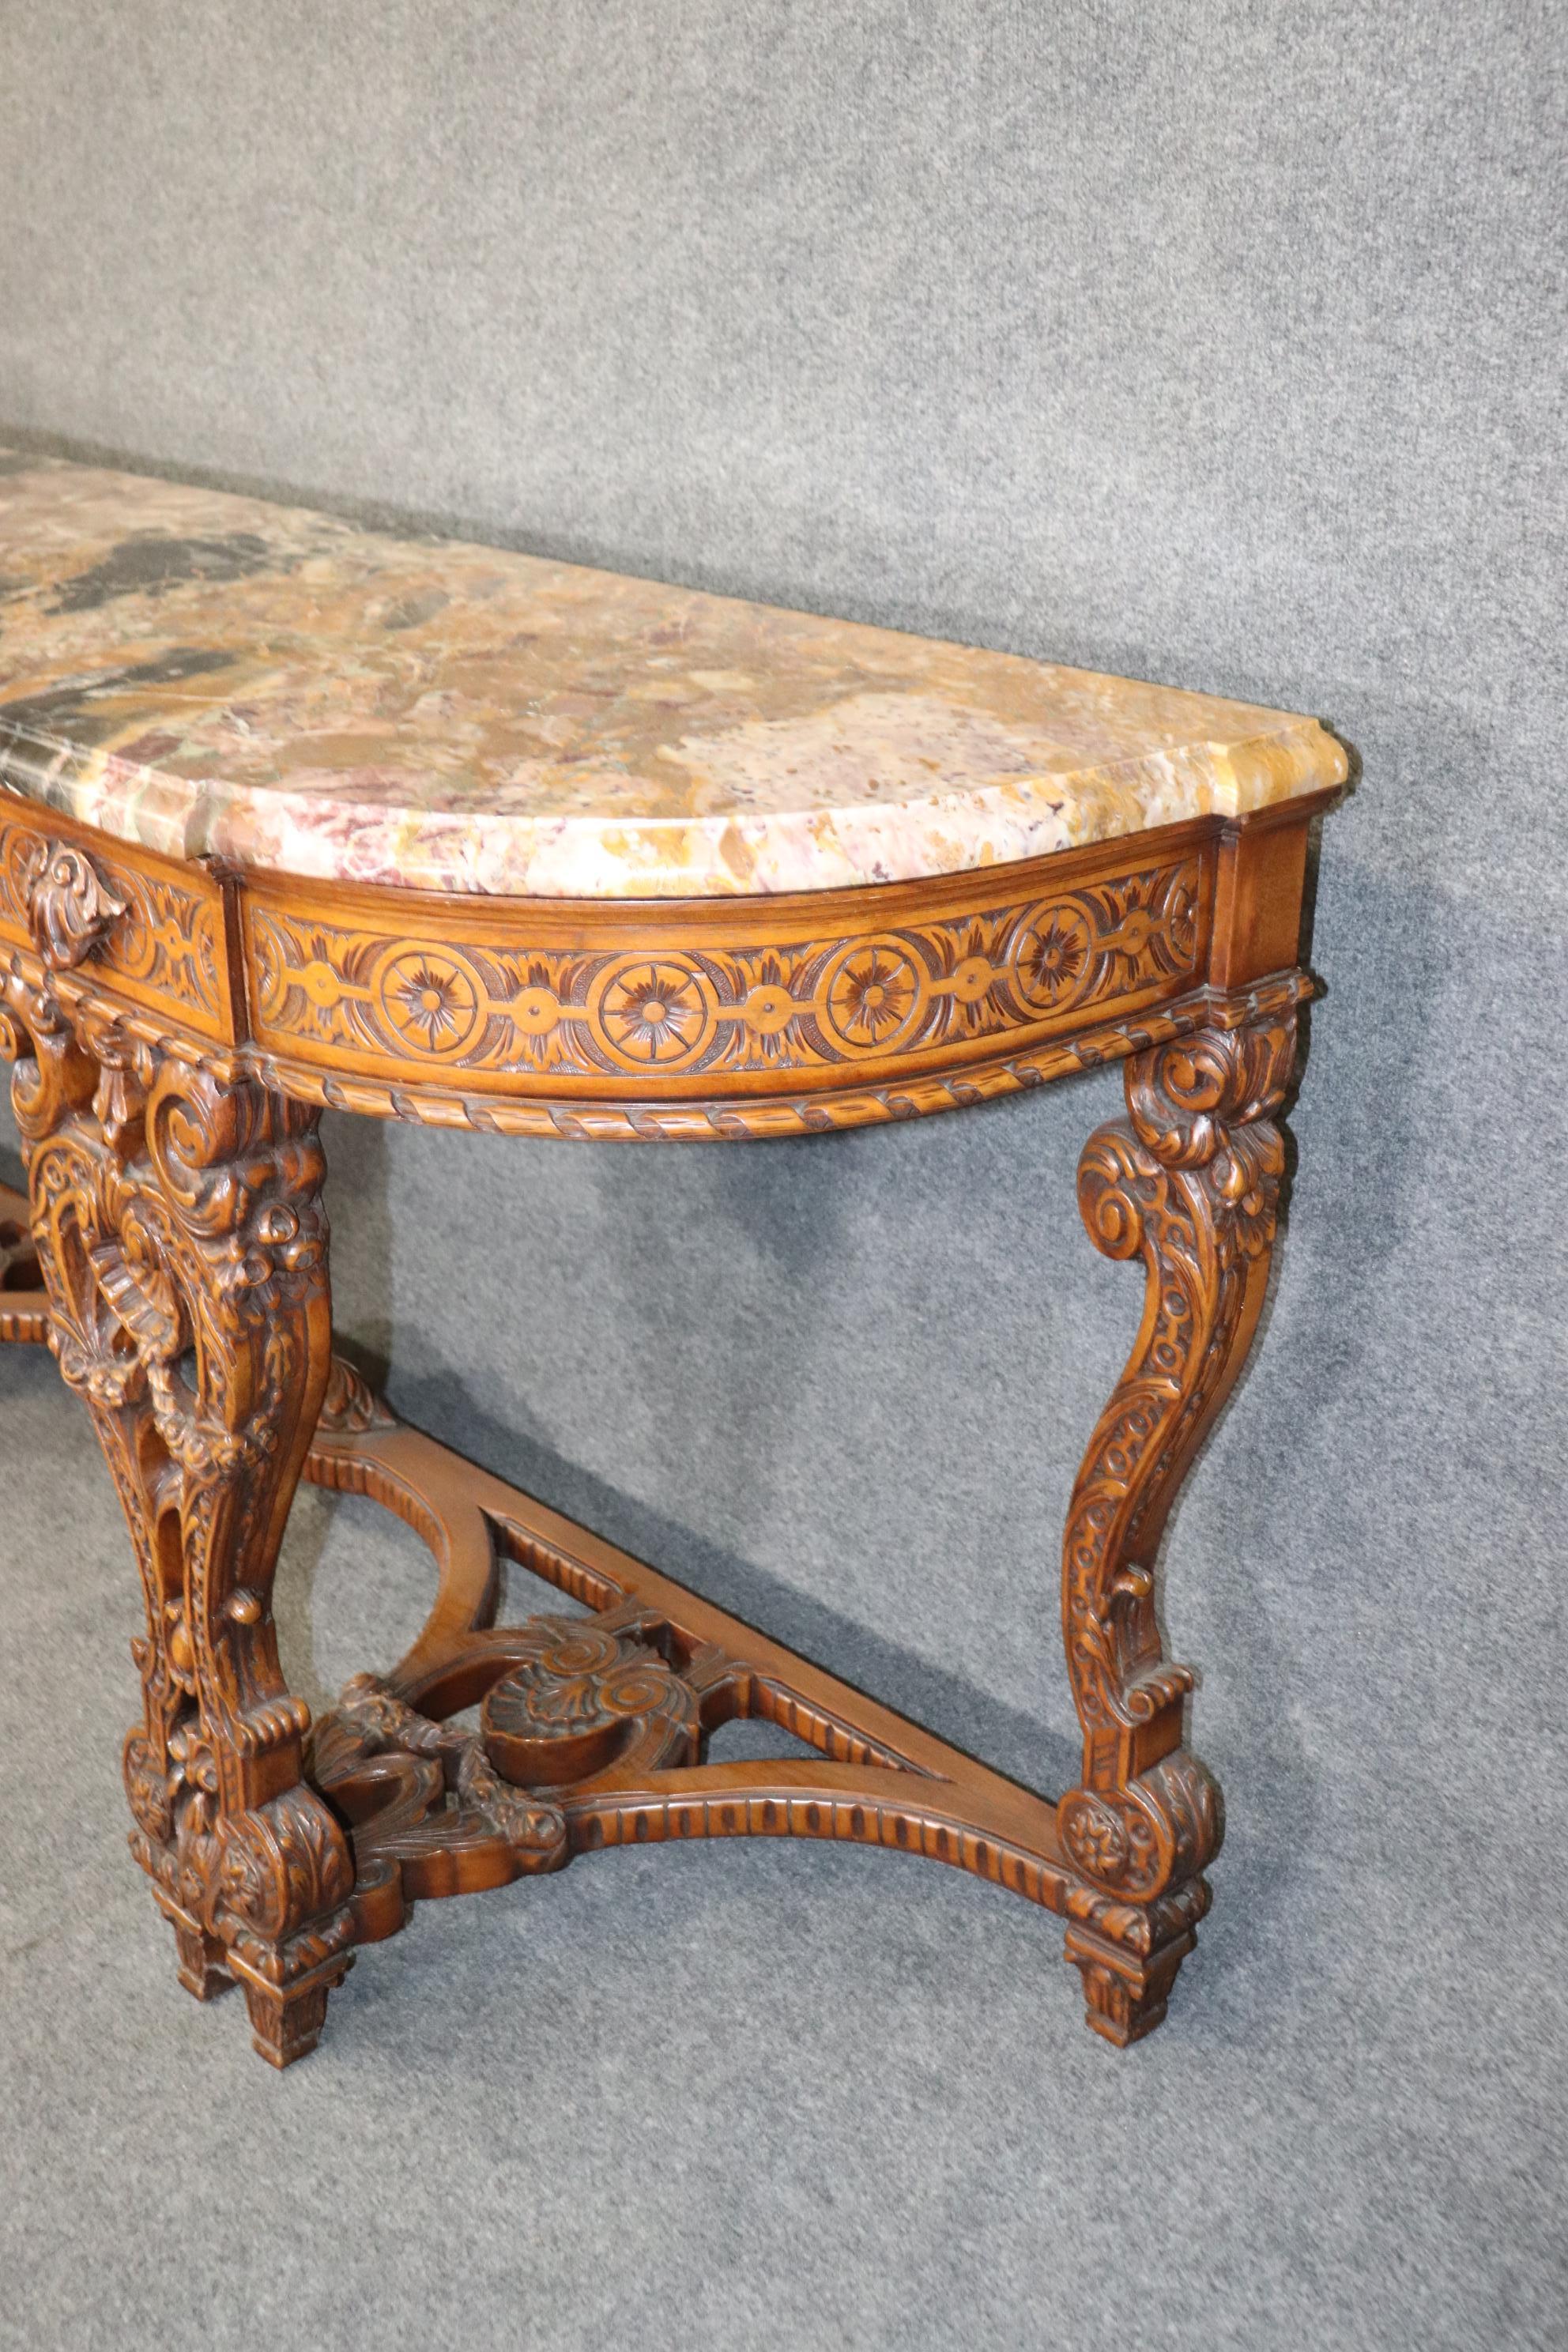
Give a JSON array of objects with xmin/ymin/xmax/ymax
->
[
  {"xmin": 0, "ymin": 785, "xmax": 1330, "ymax": 2064},
  {"xmin": 1059, "ymin": 1012, "xmax": 1296, "ymax": 2041},
  {"xmin": 305, "ymin": 1552, "xmax": 1106, "ymax": 1962},
  {"xmin": 4, "ymin": 959, "xmax": 355, "ymax": 2064},
  {"xmin": 315, "ymin": 1604, "xmax": 707, "ymax": 1903}
]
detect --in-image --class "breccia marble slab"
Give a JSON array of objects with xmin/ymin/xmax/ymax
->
[{"xmin": 0, "ymin": 450, "xmax": 1345, "ymax": 899}]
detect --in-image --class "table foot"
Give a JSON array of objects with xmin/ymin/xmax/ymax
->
[
  {"xmin": 242, "ymin": 1966, "xmax": 350, "ymax": 2068},
  {"xmin": 1062, "ymin": 1890, "xmax": 1212, "ymax": 2041},
  {"xmin": 1065, "ymin": 1917, "xmax": 1199, "ymax": 2045},
  {"xmin": 170, "ymin": 1916, "xmax": 235, "ymax": 2002}
]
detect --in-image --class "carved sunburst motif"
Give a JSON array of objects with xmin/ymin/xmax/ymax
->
[
  {"xmin": 821, "ymin": 941, "xmax": 924, "ymax": 1052},
  {"xmin": 1020, "ymin": 916, "xmax": 1087, "ymax": 1001},
  {"xmin": 1012, "ymin": 900, "xmax": 1096, "ymax": 1015},
  {"xmin": 379, "ymin": 948, "xmax": 483, "ymax": 1056},
  {"xmin": 596, "ymin": 958, "xmax": 716, "ymax": 1069}
]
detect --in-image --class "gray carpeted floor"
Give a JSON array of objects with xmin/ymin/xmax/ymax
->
[{"xmin": 0, "ymin": 1329, "xmax": 1560, "ymax": 2352}]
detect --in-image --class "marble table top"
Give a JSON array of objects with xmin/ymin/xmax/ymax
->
[{"xmin": 0, "ymin": 450, "xmax": 1345, "ymax": 900}]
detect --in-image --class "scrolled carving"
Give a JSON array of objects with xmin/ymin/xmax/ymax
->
[
  {"xmin": 8, "ymin": 966, "xmax": 354, "ymax": 2056},
  {"xmin": 454, "ymin": 1747, "xmax": 570, "ymax": 1865},
  {"xmin": 335, "ymin": 1672, "xmax": 469, "ymax": 1758},
  {"xmin": 1059, "ymin": 1010, "xmax": 1292, "ymax": 1996},
  {"xmin": 479, "ymin": 1614, "xmax": 702, "ymax": 1789},
  {"xmin": 0, "ymin": 756, "xmax": 1332, "ymax": 2062},
  {"xmin": 0, "ymin": 810, "xmax": 225, "ymax": 1029},
  {"xmin": 217, "ymin": 1788, "xmax": 356, "ymax": 1943},
  {"xmin": 315, "ymin": 1611, "xmax": 708, "ymax": 1895},
  {"xmin": 318, "ymin": 1668, "xmax": 569, "ymax": 1874},
  {"xmin": 21, "ymin": 840, "xmax": 128, "ymax": 971},
  {"xmin": 1126, "ymin": 1019, "xmax": 1295, "ymax": 1169}
]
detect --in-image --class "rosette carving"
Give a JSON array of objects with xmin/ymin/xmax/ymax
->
[
  {"xmin": 1059, "ymin": 1012, "xmax": 1295, "ymax": 2042},
  {"xmin": 244, "ymin": 851, "xmax": 1204, "ymax": 1089}
]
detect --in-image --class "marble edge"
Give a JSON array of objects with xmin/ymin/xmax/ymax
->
[{"xmin": 0, "ymin": 710, "xmax": 1345, "ymax": 900}]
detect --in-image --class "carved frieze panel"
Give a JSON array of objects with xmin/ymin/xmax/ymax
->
[
  {"xmin": 243, "ymin": 854, "xmax": 1205, "ymax": 1093},
  {"xmin": 0, "ymin": 807, "xmax": 228, "ymax": 1037}
]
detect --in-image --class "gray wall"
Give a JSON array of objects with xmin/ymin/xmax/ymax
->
[{"xmin": 1, "ymin": 6, "xmax": 1565, "ymax": 2340}]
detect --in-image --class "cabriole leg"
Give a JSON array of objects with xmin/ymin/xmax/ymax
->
[
  {"xmin": 1060, "ymin": 1010, "xmax": 1297, "ymax": 2042},
  {"xmin": 3, "ymin": 952, "xmax": 355, "ymax": 2067}
]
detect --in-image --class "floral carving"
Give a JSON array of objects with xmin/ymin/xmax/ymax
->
[
  {"xmin": 244, "ymin": 851, "xmax": 1205, "ymax": 1090},
  {"xmin": 1059, "ymin": 1792, "xmax": 1133, "ymax": 1879},
  {"xmin": 0, "ymin": 785, "xmax": 1328, "ymax": 2063},
  {"xmin": 594, "ymin": 956, "xmax": 718, "ymax": 1069},
  {"xmin": 378, "ymin": 948, "xmax": 484, "ymax": 1057},
  {"xmin": 479, "ymin": 1613, "xmax": 702, "ymax": 1788},
  {"xmin": 820, "ymin": 940, "xmax": 924, "ymax": 1052},
  {"xmin": 1012, "ymin": 903, "xmax": 1093, "ymax": 1012}
]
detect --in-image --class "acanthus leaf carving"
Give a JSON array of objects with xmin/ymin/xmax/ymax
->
[
  {"xmin": 1058, "ymin": 1012, "xmax": 1294, "ymax": 1988},
  {"xmin": 21, "ymin": 840, "xmax": 128, "ymax": 972},
  {"xmin": 315, "ymin": 1355, "xmax": 397, "ymax": 1436},
  {"xmin": 0, "ymin": 811, "xmax": 224, "ymax": 1028},
  {"xmin": 0, "ymin": 786, "xmax": 1329, "ymax": 2061},
  {"xmin": 8, "ymin": 962, "xmax": 354, "ymax": 2058}
]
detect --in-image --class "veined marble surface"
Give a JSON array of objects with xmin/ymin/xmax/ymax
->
[{"xmin": 0, "ymin": 451, "xmax": 1345, "ymax": 899}]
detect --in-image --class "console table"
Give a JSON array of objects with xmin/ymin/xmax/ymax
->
[{"xmin": 0, "ymin": 450, "xmax": 1344, "ymax": 2064}]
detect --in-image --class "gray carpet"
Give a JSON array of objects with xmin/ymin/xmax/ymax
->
[{"xmin": 2, "ymin": 0, "xmax": 1566, "ymax": 2344}]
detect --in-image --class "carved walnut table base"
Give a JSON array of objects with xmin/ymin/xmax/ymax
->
[
  {"xmin": 0, "ymin": 444, "xmax": 1346, "ymax": 2063},
  {"xmin": 0, "ymin": 790, "xmax": 1332, "ymax": 2065}
]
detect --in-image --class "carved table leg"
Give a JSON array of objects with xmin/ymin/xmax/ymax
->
[
  {"xmin": 1059, "ymin": 1011, "xmax": 1296, "ymax": 2043},
  {"xmin": 2, "ymin": 944, "xmax": 355, "ymax": 2067}
]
